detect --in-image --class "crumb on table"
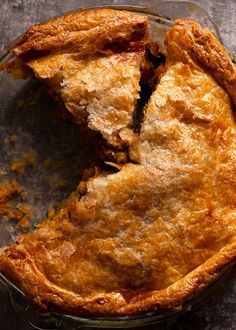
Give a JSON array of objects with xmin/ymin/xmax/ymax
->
[{"xmin": 10, "ymin": 149, "xmax": 38, "ymax": 175}]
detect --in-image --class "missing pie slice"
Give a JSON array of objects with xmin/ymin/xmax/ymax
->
[{"xmin": 0, "ymin": 9, "xmax": 236, "ymax": 316}]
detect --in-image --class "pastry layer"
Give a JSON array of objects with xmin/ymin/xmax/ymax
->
[
  {"xmin": 12, "ymin": 9, "xmax": 148, "ymax": 57},
  {"xmin": 27, "ymin": 50, "xmax": 144, "ymax": 146},
  {"xmin": 165, "ymin": 19, "xmax": 236, "ymax": 105}
]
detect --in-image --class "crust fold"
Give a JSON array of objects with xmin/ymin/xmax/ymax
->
[
  {"xmin": 0, "ymin": 241, "xmax": 235, "ymax": 315},
  {"xmin": 12, "ymin": 9, "xmax": 148, "ymax": 57}
]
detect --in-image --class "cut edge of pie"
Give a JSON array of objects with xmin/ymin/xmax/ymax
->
[
  {"xmin": 0, "ymin": 11, "xmax": 236, "ymax": 316},
  {"xmin": 3, "ymin": 8, "xmax": 150, "ymax": 148}
]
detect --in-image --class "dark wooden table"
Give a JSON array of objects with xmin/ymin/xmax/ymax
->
[{"xmin": 0, "ymin": 1, "xmax": 236, "ymax": 329}]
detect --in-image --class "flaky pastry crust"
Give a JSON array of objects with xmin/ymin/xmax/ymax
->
[
  {"xmin": 12, "ymin": 9, "xmax": 148, "ymax": 57},
  {"xmin": 165, "ymin": 18, "xmax": 236, "ymax": 106},
  {"xmin": 5, "ymin": 9, "xmax": 148, "ymax": 146},
  {"xmin": 0, "ymin": 16, "xmax": 236, "ymax": 316}
]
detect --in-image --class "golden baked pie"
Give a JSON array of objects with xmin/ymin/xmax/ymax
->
[{"xmin": 0, "ymin": 9, "xmax": 236, "ymax": 316}]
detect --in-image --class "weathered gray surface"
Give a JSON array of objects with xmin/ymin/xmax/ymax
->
[{"xmin": 0, "ymin": 0, "xmax": 236, "ymax": 329}]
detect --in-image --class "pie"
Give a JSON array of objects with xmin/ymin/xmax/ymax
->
[{"xmin": 0, "ymin": 9, "xmax": 236, "ymax": 316}]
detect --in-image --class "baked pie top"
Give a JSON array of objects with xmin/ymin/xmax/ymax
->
[{"xmin": 0, "ymin": 9, "xmax": 236, "ymax": 316}]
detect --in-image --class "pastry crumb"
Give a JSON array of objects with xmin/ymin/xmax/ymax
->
[
  {"xmin": 0, "ymin": 181, "xmax": 32, "ymax": 228},
  {"xmin": 0, "ymin": 180, "xmax": 22, "ymax": 218},
  {"xmin": 10, "ymin": 134, "xmax": 17, "ymax": 142},
  {"xmin": 10, "ymin": 159, "xmax": 25, "ymax": 175},
  {"xmin": 43, "ymin": 158, "xmax": 53, "ymax": 169},
  {"xmin": 18, "ymin": 217, "xmax": 30, "ymax": 229},
  {"xmin": 47, "ymin": 209, "xmax": 56, "ymax": 218},
  {"xmin": 0, "ymin": 170, "xmax": 7, "ymax": 176},
  {"xmin": 10, "ymin": 149, "xmax": 38, "ymax": 175},
  {"xmin": 8, "ymin": 226, "xmax": 15, "ymax": 233}
]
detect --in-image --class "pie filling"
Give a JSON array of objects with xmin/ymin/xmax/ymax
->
[{"xmin": 0, "ymin": 9, "xmax": 236, "ymax": 316}]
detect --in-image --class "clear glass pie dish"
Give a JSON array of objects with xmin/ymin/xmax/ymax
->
[{"xmin": 0, "ymin": 1, "xmax": 235, "ymax": 329}]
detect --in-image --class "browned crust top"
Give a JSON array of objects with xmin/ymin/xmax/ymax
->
[
  {"xmin": 165, "ymin": 18, "xmax": 236, "ymax": 106},
  {"xmin": 0, "ymin": 241, "xmax": 235, "ymax": 315},
  {"xmin": 11, "ymin": 8, "xmax": 148, "ymax": 57}
]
